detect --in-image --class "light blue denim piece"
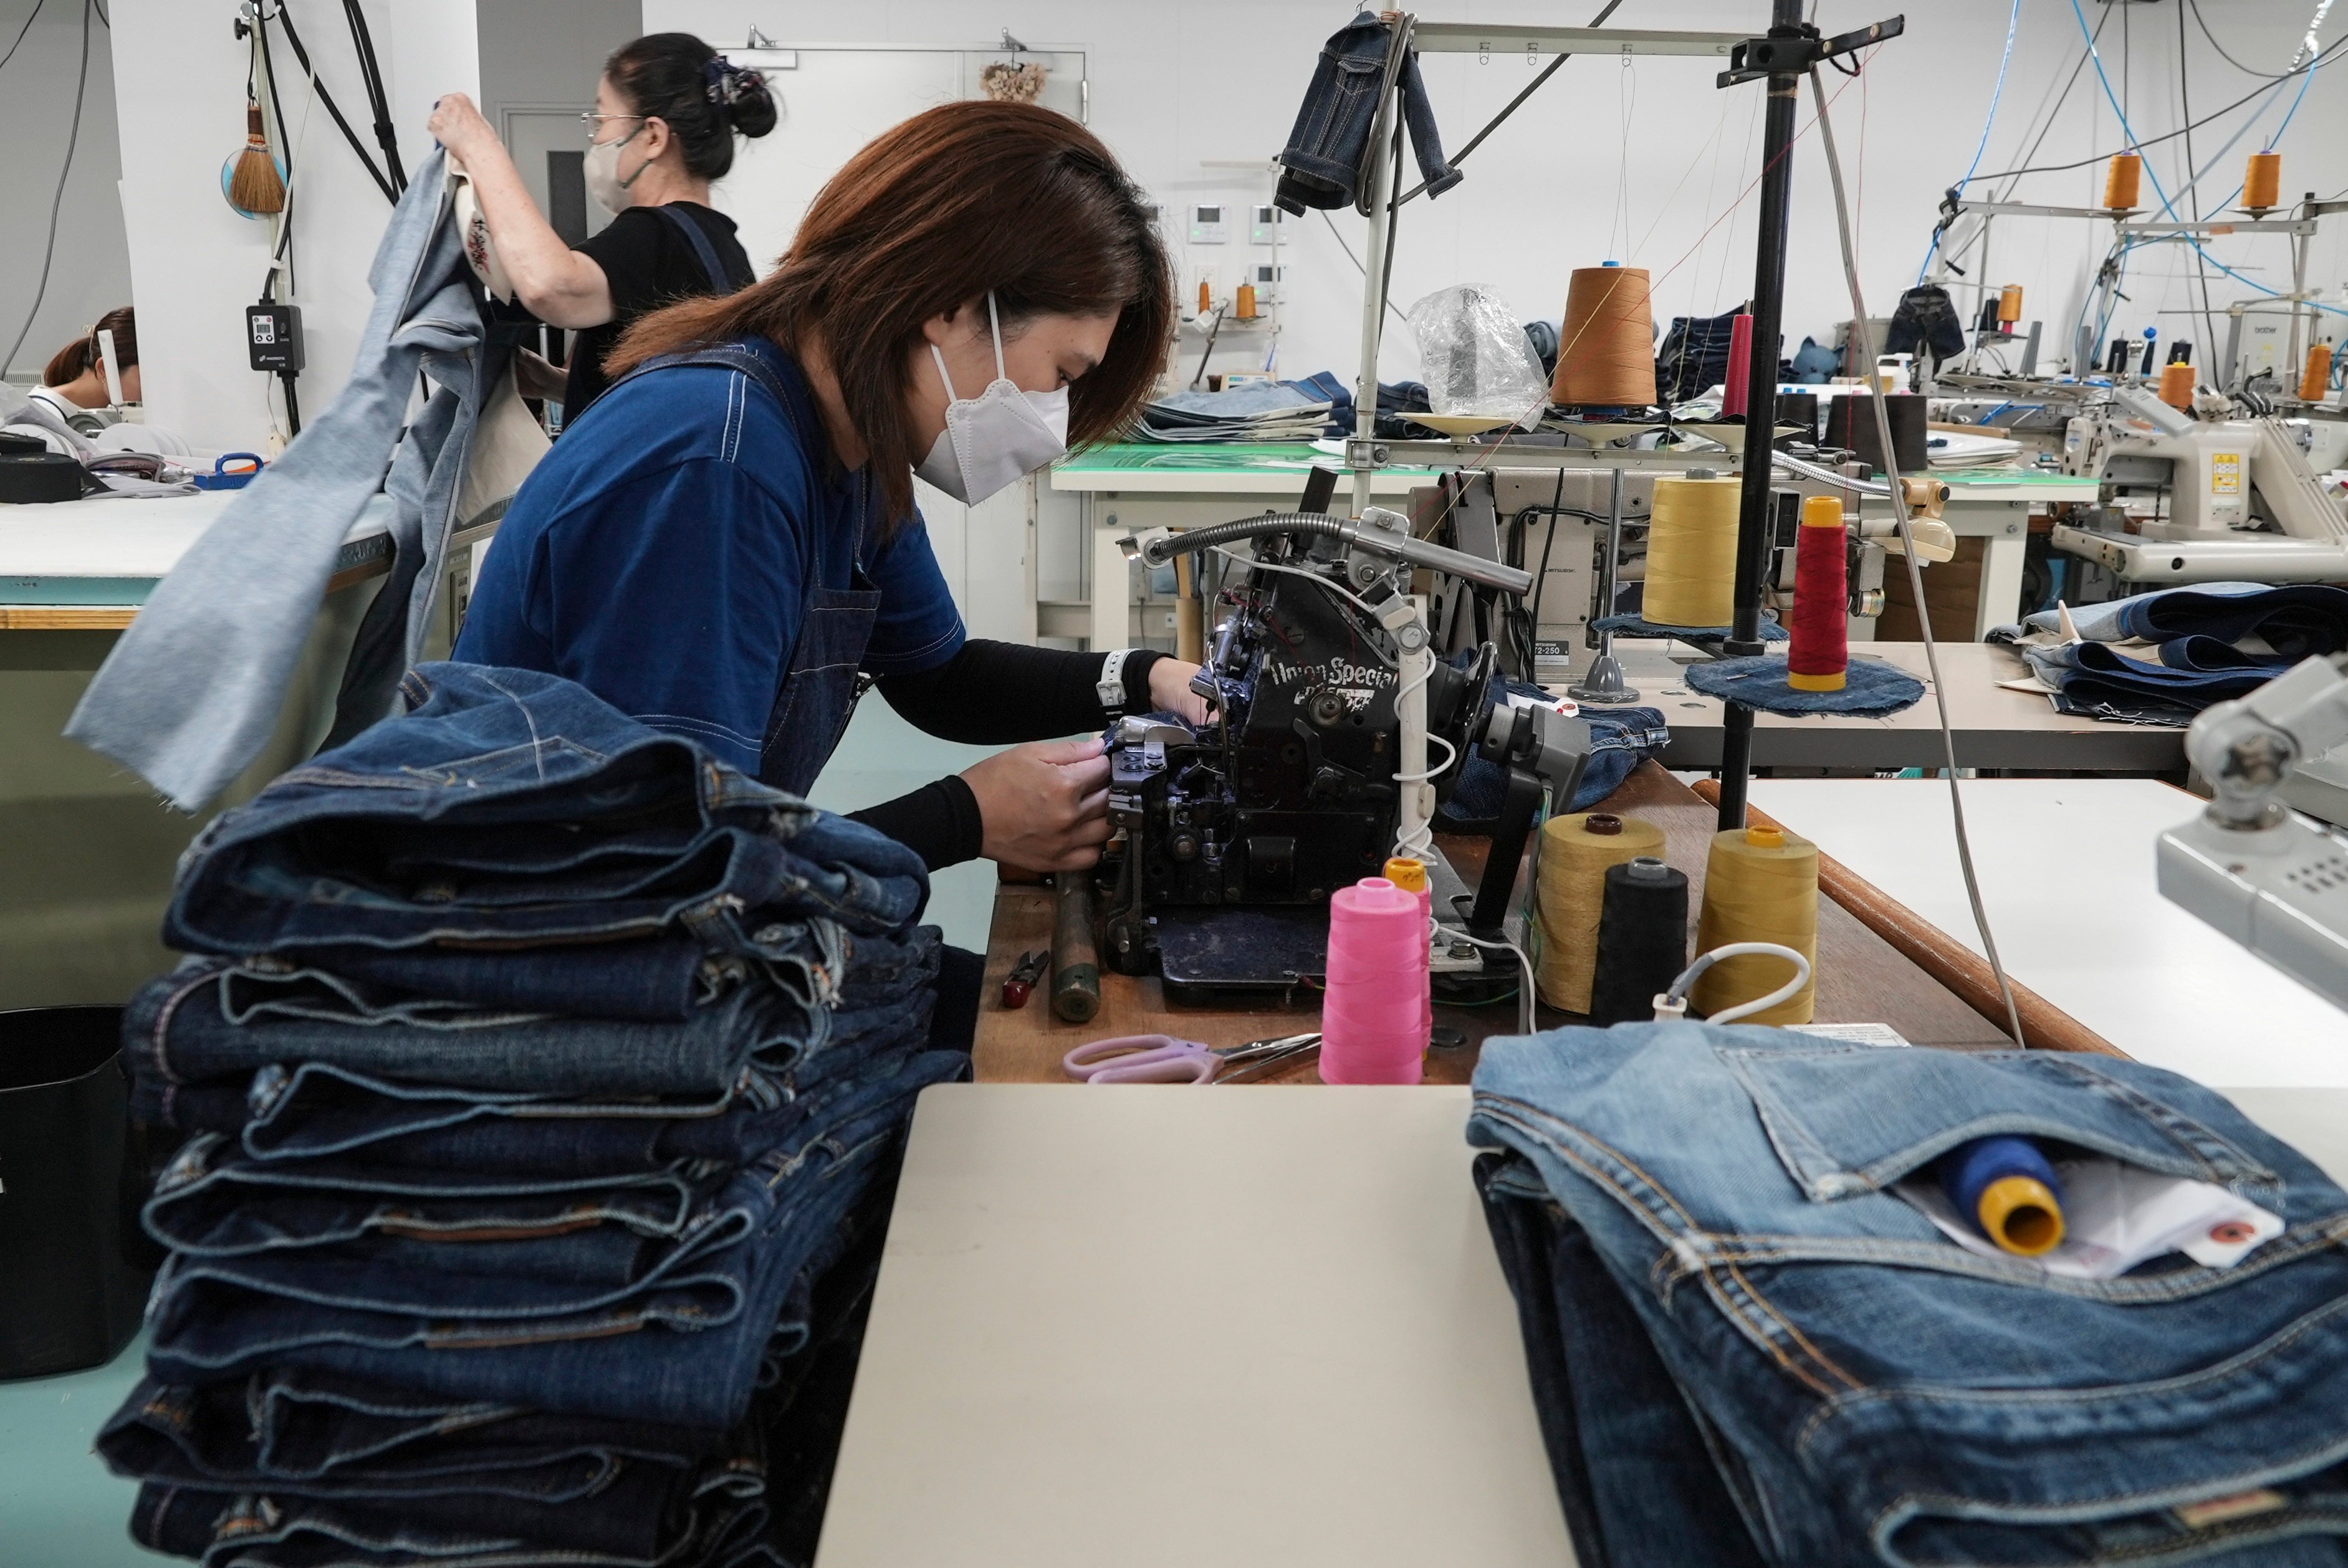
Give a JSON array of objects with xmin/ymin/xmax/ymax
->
[
  {"xmin": 1470, "ymin": 1022, "xmax": 2348, "ymax": 1567},
  {"xmin": 67, "ymin": 148, "xmax": 503, "ymax": 811}
]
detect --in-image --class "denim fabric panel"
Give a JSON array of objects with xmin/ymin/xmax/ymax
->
[
  {"xmin": 126, "ymin": 950, "xmax": 826, "ymax": 1103},
  {"xmin": 2111, "ymin": 583, "xmax": 2348, "ymax": 656},
  {"xmin": 1684, "ymin": 656, "xmax": 1926, "ymax": 719},
  {"xmin": 60, "ymin": 153, "xmax": 481, "ymax": 816},
  {"xmin": 1469, "ymin": 1023, "xmax": 2348, "ymax": 1562},
  {"xmin": 1474, "ymin": 1154, "xmax": 1773, "ymax": 1568},
  {"xmin": 1999, "ymin": 582, "xmax": 2348, "ymax": 660},
  {"xmin": 2000, "ymin": 581, "xmax": 2273, "ymax": 644},
  {"xmin": 145, "ymin": 1134, "xmax": 710, "ymax": 1256},
  {"xmin": 2152, "ymin": 634, "xmax": 2292, "ymax": 673},
  {"xmin": 2021, "ymin": 642, "xmax": 2277, "ymax": 715},
  {"xmin": 97, "ymin": 1378, "xmax": 685, "ymax": 1506},
  {"xmin": 147, "ymin": 1110, "xmax": 926, "ymax": 1428},
  {"xmin": 1437, "ymin": 693, "xmax": 1670, "ymax": 830}
]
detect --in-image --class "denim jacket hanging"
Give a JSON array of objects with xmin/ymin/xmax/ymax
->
[{"xmin": 1273, "ymin": 12, "xmax": 1462, "ymax": 216}]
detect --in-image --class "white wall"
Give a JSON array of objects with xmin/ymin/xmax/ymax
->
[
  {"xmin": 643, "ymin": 0, "xmax": 2348, "ymax": 387},
  {"xmin": 109, "ymin": 0, "xmax": 479, "ymax": 452},
  {"xmin": 1, "ymin": 0, "xmax": 132, "ymax": 383}
]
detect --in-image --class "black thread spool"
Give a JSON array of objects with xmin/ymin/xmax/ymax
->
[
  {"xmin": 1588, "ymin": 856, "xmax": 1690, "ymax": 1026},
  {"xmin": 1825, "ymin": 392, "xmax": 1927, "ymax": 476}
]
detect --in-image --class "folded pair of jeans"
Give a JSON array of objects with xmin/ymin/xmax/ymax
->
[
  {"xmin": 1469, "ymin": 1022, "xmax": 2348, "ymax": 1566},
  {"xmin": 100, "ymin": 1374, "xmax": 704, "ymax": 1505},
  {"xmin": 129, "ymin": 1463, "xmax": 775, "ymax": 1567},
  {"xmin": 2020, "ymin": 640, "xmax": 2284, "ymax": 718},
  {"xmin": 147, "ymin": 1050, "xmax": 965, "ymax": 1429},
  {"xmin": 1998, "ymin": 581, "xmax": 2348, "ymax": 657},
  {"xmin": 124, "ymin": 948, "xmax": 831, "ymax": 1117},
  {"xmin": 145, "ymin": 1137, "xmax": 715, "ymax": 1257},
  {"xmin": 166, "ymin": 1013, "xmax": 931, "ymax": 1175},
  {"xmin": 164, "ymin": 663, "xmax": 930, "ymax": 962}
]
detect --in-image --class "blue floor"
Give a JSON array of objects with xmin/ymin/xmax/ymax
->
[{"xmin": 0, "ymin": 699, "xmax": 1004, "ymax": 1562}]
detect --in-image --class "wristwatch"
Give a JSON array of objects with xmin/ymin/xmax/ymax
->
[{"xmin": 1097, "ymin": 649, "xmax": 1136, "ymax": 717}]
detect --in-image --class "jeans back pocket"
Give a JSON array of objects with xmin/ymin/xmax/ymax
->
[{"xmin": 1721, "ymin": 1044, "xmax": 2278, "ymax": 1201}]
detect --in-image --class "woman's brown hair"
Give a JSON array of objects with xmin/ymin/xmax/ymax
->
[
  {"xmin": 44, "ymin": 306, "xmax": 137, "ymax": 388},
  {"xmin": 610, "ymin": 101, "xmax": 1172, "ymax": 526}
]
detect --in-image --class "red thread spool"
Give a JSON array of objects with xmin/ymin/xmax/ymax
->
[
  {"xmin": 1788, "ymin": 495, "xmax": 1847, "ymax": 692},
  {"xmin": 1722, "ymin": 313, "xmax": 1755, "ymax": 418}
]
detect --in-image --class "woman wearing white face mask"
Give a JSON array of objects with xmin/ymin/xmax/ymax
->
[
  {"xmin": 455, "ymin": 102, "xmax": 1199, "ymax": 1043},
  {"xmin": 428, "ymin": 32, "xmax": 774, "ymax": 421}
]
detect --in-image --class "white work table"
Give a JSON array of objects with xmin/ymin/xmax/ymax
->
[
  {"xmin": 815, "ymin": 1086, "xmax": 1574, "ymax": 1568},
  {"xmin": 1620, "ymin": 641, "xmax": 2186, "ymax": 773},
  {"xmin": 818, "ymin": 1081, "xmax": 2348, "ymax": 1567},
  {"xmin": 0, "ymin": 491, "xmax": 396, "ymax": 626},
  {"xmin": 1748, "ymin": 777, "xmax": 2348, "ymax": 1089}
]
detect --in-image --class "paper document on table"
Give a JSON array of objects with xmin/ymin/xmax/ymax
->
[
  {"xmin": 1788, "ymin": 1023, "xmax": 1910, "ymax": 1047},
  {"xmin": 1894, "ymin": 1157, "xmax": 2283, "ymax": 1279}
]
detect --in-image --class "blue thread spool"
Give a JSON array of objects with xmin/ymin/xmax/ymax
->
[{"xmin": 1937, "ymin": 1135, "xmax": 2066, "ymax": 1256}]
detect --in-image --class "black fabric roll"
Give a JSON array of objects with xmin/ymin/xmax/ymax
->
[
  {"xmin": 1588, "ymin": 858, "xmax": 1689, "ymax": 1028},
  {"xmin": 1824, "ymin": 392, "xmax": 1927, "ymax": 476}
]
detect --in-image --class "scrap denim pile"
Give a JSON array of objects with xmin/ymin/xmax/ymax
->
[
  {"xmin": 1992, "ymin": 581, "xmax": 2348, "ymax": 725},
  {"xmin": 1470, "ymin": 1022, "xmax": 2348, "ymax": 1567},
  {"xmin": 99, "ymin": 663, "xmax": 967, "ymax": 1567}
]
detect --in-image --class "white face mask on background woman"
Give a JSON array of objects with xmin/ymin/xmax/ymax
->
[
  {"xmin": 584, "ymin": 122, "xmax": 651, "ymax": 215},
  {"xmin": 914, "ymin": 293, "xmax": 1070, "ymax": 506}
]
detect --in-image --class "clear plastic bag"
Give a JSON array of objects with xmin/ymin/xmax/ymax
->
[{"xmin": 1405, "ymin": 284, "xmax": 1548, "ymax": 427}]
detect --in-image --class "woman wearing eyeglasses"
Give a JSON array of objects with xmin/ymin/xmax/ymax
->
[{"xmin": 428, "ymin": 32, "xmax": 776, "ymax": 421}]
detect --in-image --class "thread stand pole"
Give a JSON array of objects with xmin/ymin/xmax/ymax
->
[
  {"xmin": 1568, "ymin": 466, "xmax": 1639, "ymax": 704},
  {"xmin": 1715, "ymin": 0, "xmax": 1805, "ymax": 834},
  {"xmin": 1348, "ymin": 16, "xmax": 1414, "ymax": 520}
]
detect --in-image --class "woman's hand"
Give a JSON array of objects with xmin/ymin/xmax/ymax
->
[
  {"xmin": 964, "ymin": 737, "xmax": 1113, "ymax": 872},
  {"xmin": 428, "ymin": 93, "xmax": 501, "ymax": 164},
  {"xmin": 1148, "ymin": 657, "xmax": 1213, "ymax": 727}
]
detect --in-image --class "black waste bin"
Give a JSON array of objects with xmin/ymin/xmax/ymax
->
[{"xmin": 0, "ymin": 1006, "xmax": 153, "ymax": 1379}]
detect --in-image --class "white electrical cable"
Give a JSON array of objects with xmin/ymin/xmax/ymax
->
[
  {"xmin": 1657, "ymin": 942, "xmax": 1812, "ymax": 1027},
  {"xmin": 1449, "ymin": 927, "xmax": 1536, "ymax": 1036},
  {"xmin": 1809, "ymin": 67, "xmax": 2027, "ymax": 1048}
]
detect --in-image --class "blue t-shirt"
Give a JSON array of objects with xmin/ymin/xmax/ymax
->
[{"xmin": 455, "ymin": 337, "xmax": 966, "ymax": 777}]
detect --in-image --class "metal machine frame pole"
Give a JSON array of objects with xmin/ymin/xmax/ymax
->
[
  {"xmin": 1715, "ymin": 0, "xmax": 1805, "ymax": 833},
  {"xmin": 1349, "ymin": 18, "xmax": 1413, "ymax": 519}
]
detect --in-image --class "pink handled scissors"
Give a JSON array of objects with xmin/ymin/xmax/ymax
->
[{"xmin": 1061, "ymin": 1032, "xmax": 1322, "ymax": 1084}]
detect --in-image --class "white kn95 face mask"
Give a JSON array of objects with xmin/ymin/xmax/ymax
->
[{"xmin": 913, "ymin": 292, "xmax": 1070, "ymax": 505}]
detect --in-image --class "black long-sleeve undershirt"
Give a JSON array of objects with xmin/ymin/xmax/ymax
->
[{"xmin": 841, "ymin": 640, "xmax": 1168, "ymax": 871}]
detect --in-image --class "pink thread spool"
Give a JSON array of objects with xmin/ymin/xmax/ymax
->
[{"xmin": 1321, "ymin": 877, "xmax": 1429, "ymax": 1084}]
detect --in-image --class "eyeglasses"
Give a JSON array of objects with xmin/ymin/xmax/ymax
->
[{"xmin": 578, "ymin": 111, "xmax": 644, "ymax": 145}]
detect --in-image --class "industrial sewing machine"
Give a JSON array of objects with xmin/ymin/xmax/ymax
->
[
  {"xmin": 2053, "ymin": 385, "xmax": 2348, "ymax": 584},
  {"xmin": 1095, "ymin": 472, "xmax": 1589, "ymax": 1003}
]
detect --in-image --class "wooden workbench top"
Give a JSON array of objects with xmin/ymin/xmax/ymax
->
[{"xmin": 973, "ymin": 761, "xmax": 2028, "ymax": 1083}]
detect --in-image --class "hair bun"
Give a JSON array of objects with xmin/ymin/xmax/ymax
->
[{"xmin": 706, "ymin": 57, "xmax": 778, "ymax": 139}]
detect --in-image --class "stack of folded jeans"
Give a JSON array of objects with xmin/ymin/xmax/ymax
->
[
  {"xmin": 100, "ymin": 663, "xmax": 968, "ymax": 1567},
  {"xmin": 1992, "ymin": 581, "xmax": 2348, "ymax": 725},
  {"xmin": 1470, "ymin": 1021, "xmax": 2348, "ymax": 1567}
]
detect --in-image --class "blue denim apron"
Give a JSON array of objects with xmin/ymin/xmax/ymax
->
[{"xmin": 615, "ymin": 343, "xmax": 881, "ymax": 796}]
